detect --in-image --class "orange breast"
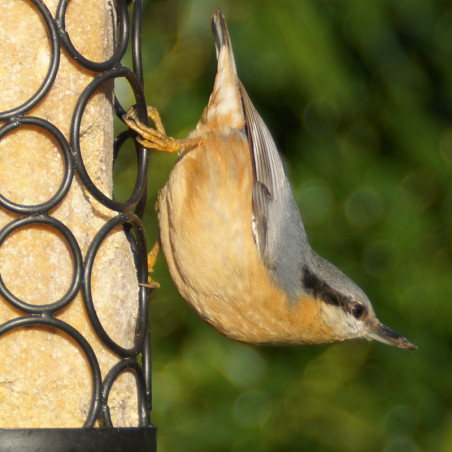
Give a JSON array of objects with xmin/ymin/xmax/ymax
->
[{"xmin": 158, "ymin": 131, "xmax": 339, "ymax": 345}]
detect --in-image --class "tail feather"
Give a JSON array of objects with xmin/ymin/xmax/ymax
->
[
  {"xmin": 202, "ymin": 9, "xmax": 242, "ymax": 129},
  {"xmin": 211, "ymin": 9, "xmax": 237, "ymax": 76}
]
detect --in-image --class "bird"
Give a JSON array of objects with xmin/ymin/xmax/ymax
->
[{"xmin": 123, "ymin": 9, "xmax": 416, "ymax": 349}]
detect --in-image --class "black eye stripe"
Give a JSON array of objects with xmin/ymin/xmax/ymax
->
[
  {"xmin": 302, "ymin": 267, "xmax": 363, "ymax": 318},
  {"xmin": 302, "ymin": 267, "xmax": 346, "ymax": 307}
]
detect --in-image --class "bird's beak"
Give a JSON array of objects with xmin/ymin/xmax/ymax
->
[{"xmin": 367, "ymin": 322, "xmax": 417, "ymax": 350}]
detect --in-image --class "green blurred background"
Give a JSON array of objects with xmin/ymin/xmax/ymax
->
[{"xmin": 116, "ymin": 0, "xmax": 452, "ymax": 450}]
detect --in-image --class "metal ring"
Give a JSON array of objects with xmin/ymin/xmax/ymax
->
[
  {"xmin": 0, "ymin": 0, "xmax": 60, "ymax": 120},
  {"xmin": 56, "ymin": 0, "xmax": 129, "ymax": 72},
  {"xmin": 0, "ymin": 315, "xmax": 102, "ymax": 427},
  {"xmin": 101, "ymin": 358, "xmax": 150, "ymax": 427},
  {"xmin": 82, "ymin": 212, "xmax": 149, "ymax": 356},
  {"xmin": 0, "ymin": 117, "xmax": 73, "ymax": 214},
  {"xmin": 71, "ymin": 67, "xmax": 149, "ymax": 212},
  {"xmin": 0, "ymin": 215, "xmax": 83, "ymax": 314}
]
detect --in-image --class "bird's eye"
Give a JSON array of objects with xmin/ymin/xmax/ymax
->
[{"xmin": 352, "ymin": 303, "xmax": 366, "ymax": 319}]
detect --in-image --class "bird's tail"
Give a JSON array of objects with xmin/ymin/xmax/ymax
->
[
  {"xmin": 211, "ymin": 8, "xmax": 237, "ymax": 76},
  {"xmin": 200, "ymin": 9, "xmax": 243, "ymax": 129}
]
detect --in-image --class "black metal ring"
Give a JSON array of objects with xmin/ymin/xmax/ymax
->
[
  {"xmin": 56, "ymin": 0, "xmax": 129, "ymax": 72},
  {"xmin": 113, "ymin": 128, "xmax": 150, "ymax": 219},
  {"xmin": 71, "ymin": 66, "xmax": 149, "ymax": 212},
  {"xmin": 0, "ymin": 315, "xmax": 102, "ymax": 427},
  {"xmin": 141, "ymin": 330, "xmax": 152, "ymax": 408},
  {"xmin": 131, "ymin": 0, "xmax": 144, "ymax": 84},
  {"xmin": 0, "ymin": 215, "xmax": 83, "ymax": 314},
  {"xmin": 101, "ymin": 358, "xmax": 150, "ymax": 427},
  {"xmin": 0, "ymin": 117, "xmax": 73, "ymax": 214},
  {"xmin": 0, "ymin": 0, "xmax": 60, "ymax": 120},
  {"xmin": 82, "ymin": 212, "xmax": 149, "ymax": 357}
]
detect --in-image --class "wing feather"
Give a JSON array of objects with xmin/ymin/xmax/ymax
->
[{"xmin": 239, "ymin": 82, "xmax": 287, "ymax": 260}]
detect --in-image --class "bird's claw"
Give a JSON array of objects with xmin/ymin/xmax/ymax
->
[
  {"xmin": 123, "ymin": 106, "xmax": 184, "ymax": 153},
  {"xmin": 123, "ymin": 105, "xmax": 203, "ymax": 153}
]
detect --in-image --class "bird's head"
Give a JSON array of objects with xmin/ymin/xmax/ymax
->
[{"xmin": 302, "ymin": 253, "xmax": 417, "ymax": 349}]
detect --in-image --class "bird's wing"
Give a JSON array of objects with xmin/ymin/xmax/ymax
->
[
  {"xmin": 240, "ymin": 83, "xmax": 311, "ymax": 301},
  {"xmin": 239, "ymin": 82, "xmax": 287, "ymax": 259}
]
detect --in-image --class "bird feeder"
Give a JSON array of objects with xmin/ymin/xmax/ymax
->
[{"xmin": 0, "ymin": 0, "xmax": 156, "ymax": 450}]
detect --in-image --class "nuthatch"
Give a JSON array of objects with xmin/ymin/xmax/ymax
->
[{"xmin": 124, "ymin": 9, "xmax": 416, "ymax": 349}]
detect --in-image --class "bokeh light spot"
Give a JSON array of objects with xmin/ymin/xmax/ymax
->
[
  {"xmin": 399, "ymin": 283, "xmax": 437, "ymax": 325},
  {"xmin": 363, "ymin": 240, "xmax": 399, "ymax": 278},
  {"xmin": 399, "ymin": 169, "xmax": 439, "ymax": 210},
  {"xmin": 233, "ymin": 390, "xmax": 270, "ymax": 427},
  {"xmin": 345, "ymin": 187, "xmax": 384, "ymax": 227},
  {"xmin": 384, "ymin": 438, "xmax": 418, "ymax": 452},
  {"xmin": 384, "ymin": 404, "xmax": 417, "ymax": 443},
  {"xmin": 297, "ymin": 179, "xmax": 333, "ymax": 225},
  {"xmin": 224, "ymin": 345, "xmax": 266, "ymax": 387}
]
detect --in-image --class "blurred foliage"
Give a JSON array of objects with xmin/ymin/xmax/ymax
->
[{"xmin": 115, "ymin": 0, "xmax": 452, "ymax": 450}]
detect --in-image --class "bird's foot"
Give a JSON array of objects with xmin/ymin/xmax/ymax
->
[
  {"xmin": 140, "ymin": 240, "xmax": 161, "ymax": 289},
  {"xmin": 123, "ymin": 105, "xmax": 201, "ymax": 153}
]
